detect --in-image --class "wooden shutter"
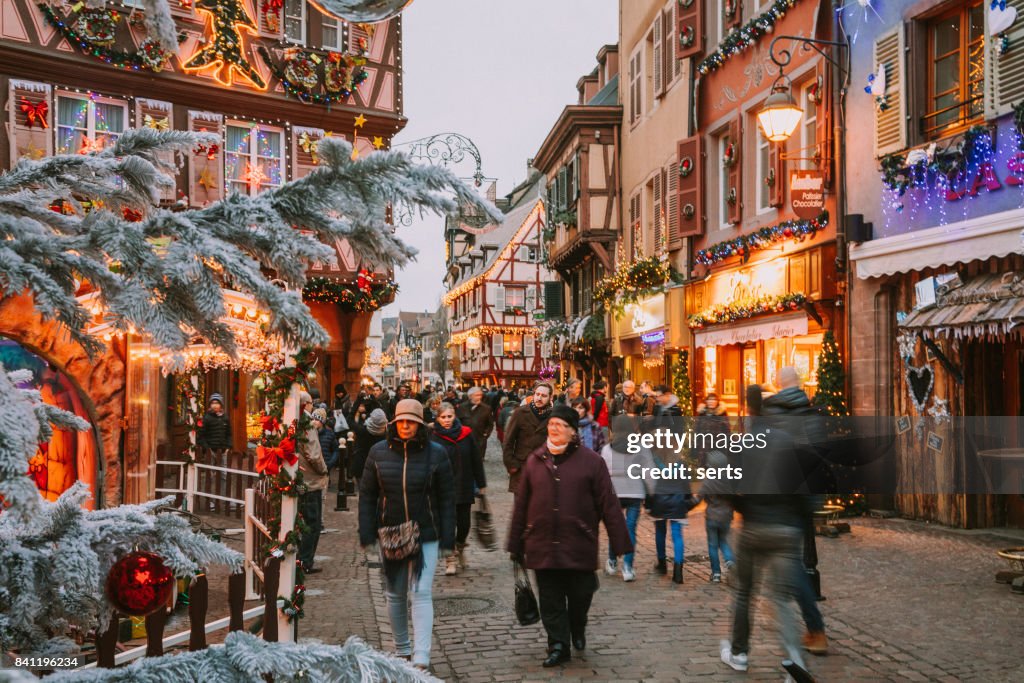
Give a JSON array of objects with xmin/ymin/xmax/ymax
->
[
  {"xmin": 494, "ymin": 284, "xmax": 506, "ymax": 312},
  {"xmin": 526, "ymin": 286, "xmax": 537, "ymax": 311},
  {"xmin": 873, "ymin": 25, "xmax": 906, "ymax": 157},
  {"xmin": 672, "ymin": 1, "xmax": 682, "ymax": 77},
  {"xmin": 254, "ymin": 0, "xmax": 284, "ymax": 38},
  {"xmin": 292, "ymin": 126, "xmax": 325, "ymax": 179},
  {"xmin": 573, "ymin": 150, "xmax": 581, "ymax": 201},
  {"xmin": 349, "ymin": 22, "xmax": 371, "ymax": 54},
  {"xmin": 653, "ymin": 16, "xmax": 664, "ymax": 97},
  {"xmin": 985, "ymin": 0, "xmax": 1024, "ymax": 117},
  {"xmin": 653, "ymin": 171, "xmax": 663, "ymax": 251},
  {"xmin": 666, "ymin": 162, "xmax": 681, "ymax": 249},
  {"xmin": 676, "ymin": 0, "xmax": 702, "ymax": 60},
  {"xmin": 188, "ymin": 111, "xmax": 224, "ymax": 207},
  {"xmin": 676, "ymin": 135, "xmax": 704, "ymax": 238},
  {"xmin": 815, "ymin": 59, "xmax": 834, "ymax": 188},
  {"xmin": 7, "ymin": 80, "xmax": 52, "ymax": 166},
  {"xmin": 136, "ymin": 99, "xmax": 175, "ymax": 202},
  {"xmin": 629, "ymin": 192, "xmax": 642, "ymax": 256},
  {"xmin": 544, "ymin": 281, "xmax": 564, "ymax": 319},
  {"xmin": 725, "ymin": 0, "xmax": 742, "ymax": 31},
  {"xmin": 662, "ymin": 6, "xmax": 673, "ymax": 85},
  {"xmin": 726, "ymin": 118, "xmax": 742, "ymax": 225},
  {"xmin": 524, "ymin": 335, "xmax": 536, "ymax": 357},
  {"xmin": 492, "ymin": 333, "xmax": 503, "ymax": 357},
  {"xmin": 558, "ymin": 166, "xmax": 568, "ymax": 209},
  {"xmin": 630, "ymin": 51, "xmax": 642, "ymax": 122},
  {"xmin": 768, "ymin": 137, "xmax": 785, "ymax": 208}
]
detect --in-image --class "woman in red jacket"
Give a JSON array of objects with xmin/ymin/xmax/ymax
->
[
  {"xmin": 431, "ymin": 402, "xmax": 486, "ymax": 576},
  {"xmin": 507, "ymin": 404, "xmax": 633, "ymax": 667}
]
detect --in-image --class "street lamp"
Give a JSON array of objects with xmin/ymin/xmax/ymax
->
[{"xmin": 756, "ymin": 35, "xmax": 849, "ymax": 144}]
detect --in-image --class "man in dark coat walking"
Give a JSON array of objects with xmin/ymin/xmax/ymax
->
[
  {"xmin": 197, "ymin": 393, "xmax": 232, "ymax": 451},
  {"xmin": 501, "ymin": 382, "xmax": 553, "ymax": 493},
  {"xmin": 507, "ymin": 403, "xmax": 633, "ymax": 667},
  {"xmin": 458, "ymin": 386, "xmax": 495, "ymax": 461}
]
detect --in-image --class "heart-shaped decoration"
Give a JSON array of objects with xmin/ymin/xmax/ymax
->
[
  {"xmin": 989, "ymin": 5, "xmax": 1018, "ymax": 36},
  {"xmin": 906, "ymin": 365, "xmax": 934, "ymax": 413}
]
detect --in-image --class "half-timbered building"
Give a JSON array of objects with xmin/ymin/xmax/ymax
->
[
  {"xmin": 0, "ymin": 0, "xmax": 404, "ymax": 506},
  {"xmin": 534, "ymin": 45, "xmax": 621, "ymax": 389},
  {"xmin": 444, "ymin": 174, "xmax": 553, "ymax": 387}
]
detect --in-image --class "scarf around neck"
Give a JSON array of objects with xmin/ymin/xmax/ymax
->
[{"xmin": 546, "ymin": 438, "xmax": 569, "ymax": 455}]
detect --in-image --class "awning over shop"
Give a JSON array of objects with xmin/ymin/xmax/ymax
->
[
  {"xmin": 694, "ymin": 313, "xmax": 808, "ymax": 348},
  {"xmin": 898, "ymin": 272, "xmax": 1024, "ymax": 339},
  {"xmin": 848, "ymin": 208, "xmax": 1024, "ymax": 279}
]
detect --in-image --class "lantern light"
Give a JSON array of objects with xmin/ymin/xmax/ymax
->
[{"xmin": 757, "ymin": 83, "xmax": 804, "ymax": 143}]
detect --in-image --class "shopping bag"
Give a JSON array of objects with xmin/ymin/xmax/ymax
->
[
  {"xmin": 513, "ymin": 561, "xmax": 540, "ymax": 626},
  {"xmin": 474, "ymin": 493, "xmax": 497, "ymax": 551}
]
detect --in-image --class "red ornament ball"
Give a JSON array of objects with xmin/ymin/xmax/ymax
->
[
  {"xmin": 783, "ymin": 227, "xmax": 794, "ymax": 237},
  {"xmin": 106, "ymin": 551, "xmax": 174, "ymax": 616}
]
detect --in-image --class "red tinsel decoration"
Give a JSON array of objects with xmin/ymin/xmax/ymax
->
[{"xmin": 106, "ymin": 551, "xmax": 174, "ymax": 616}]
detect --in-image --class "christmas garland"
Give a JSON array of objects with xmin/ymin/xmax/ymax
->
[
  {"xmin": 1013, "ymin": 100, "xmax": 1024, "ymax": 150},
  {"xmin": 283, "ymin": 51, "xmax": 320, "ymax": 92},
  {"xmin": 302, "ymin": 275, "xmax": 398, "ymax": 313},
  {"xmin": 76, "ymin": 8, "xmax": 119, "ymax": 47},
  {"xmin": 880, "ymin": 125, "xmax": 993, "ymax": 197},
  {"xmin": 672, "ymin": 351, "xmax": 693, "ymax": 416},
  {"xmin": 688, "ymin": 292, "xmax": 807, "ymax": 329},
  {"xmin": 38, "ymin": 3, "xmax": 181, "ymax": 72},
  {"xmin": 695, "ymin": 211, "xmax": 829, "ymax": 266},
  {"xmin": 594, "ymin": 256, "xmax": 680, "ymax": 308},
  {"xmin": 697, "ymin": 0, "xmax": 803, "ymax": 75},
  {"xmin": 258, "ymin": 45, "xmax": 369, "ymax": 106}
]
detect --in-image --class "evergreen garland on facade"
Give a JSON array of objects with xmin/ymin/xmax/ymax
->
[{"xmin": 672, "ymin": 351, "xmax": 693, "ymax": 416}]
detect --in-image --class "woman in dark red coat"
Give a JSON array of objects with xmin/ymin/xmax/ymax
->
[{"xmin": 507, "ymin": 404, "xmax": 633, "ymax": 667}]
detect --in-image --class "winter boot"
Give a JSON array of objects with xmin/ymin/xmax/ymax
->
[
  {"xmin": 672, "ymin": 562, "xmax": 684, "ymax": 584},
  {"xmin": 654, "ymin": 558, "xmax": 668, "ymax": 575},
  {"xmin": 445, "ymin": 552, "xmax": 459, "ymax": 576},
  {"xmin": 456, "ymin": 543, "xmax": 469, "ymax": 570}
]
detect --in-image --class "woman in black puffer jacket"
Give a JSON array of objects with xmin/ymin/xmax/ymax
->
[
  {"xmin": 358, "ymin": 399, "xmax": 455, "ymax": 670},
  {"xmin": 430, "ymin": 402, "xmax": 486, "ymax": 576}
]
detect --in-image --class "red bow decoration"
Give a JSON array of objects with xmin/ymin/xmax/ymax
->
[
  {"xmin": 20, "ymin": 98, "xmax": 48, "ymax": 129},
  {"xmin": 193, "ymin": 142, "xmax": 220, "ymax": 160},
  {"xmin": 122, "ymin": 207, "xmax": 143, "ymax": 222},
  {"xmin": 255, "ymin": 437, "xmax": 298, "ymax": 476},
  {"xmin": 260, "ymin": 414, "xmax": 280, "ymax": 434}
]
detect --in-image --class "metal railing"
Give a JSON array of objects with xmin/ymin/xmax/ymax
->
[{"xmin": 921, "ymin": 94, "xmax": 984, "ymax": 137}]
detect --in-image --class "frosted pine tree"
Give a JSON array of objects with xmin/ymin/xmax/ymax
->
[{"xmin": 0, "ymin": 127, "xmax": 497, "ymax": 678}]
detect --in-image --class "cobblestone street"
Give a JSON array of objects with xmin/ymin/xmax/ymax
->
[{"xmin": 302, "ymin": 437, "xmax": 1024, "ymax": 682}]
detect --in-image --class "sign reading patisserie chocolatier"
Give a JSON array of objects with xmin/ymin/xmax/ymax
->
[{"xmin": 790, "ymin": 170, "xmax": 825, "ymax": 219}]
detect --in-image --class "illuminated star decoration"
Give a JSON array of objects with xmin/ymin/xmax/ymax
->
[
  {"xmin": 78, "ymin": 136, "xmax": 105, "ymax": 155},
  {"xmin": 372, "ymin": 136, "xmax": 385, "ymax": 150},
  {"xmin": 19, "ymin": 141, "xmax": 46, "ymax": 160},
  {"xmin": 245, "ymin": 162, "xmax": 267, "ymax": 191},
  {"xmin": 351, "ymin": 114, "xmax": 367, "ymax": 160},
  {"xmin": 198, "ymin": 166, "xmax": 217, "ymax": 190}
]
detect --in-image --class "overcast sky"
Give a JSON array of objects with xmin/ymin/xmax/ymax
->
[{"xmin": 382, "ymin": 0, "xmax": 619, "ymax": 316}]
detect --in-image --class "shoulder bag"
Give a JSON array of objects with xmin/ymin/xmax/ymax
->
[{"xmin": 377, "ymin": 456, "xmax": 422, "ymax": 561}]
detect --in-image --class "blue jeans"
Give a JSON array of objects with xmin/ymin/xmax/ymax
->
[
  {"xmin": 383, "ymin": 541, "xmax": 439, "ymax": 666},
  {"xmin": 706, "ymin": 518, "xmax": 735, "ymax": 575},
  {"xmin": 608, "ymin": 498, "xmax": 642, "ymax": 568},
  {"xmin": 654, "ymin": 519, "xmax": 684, "ymax": 564}
]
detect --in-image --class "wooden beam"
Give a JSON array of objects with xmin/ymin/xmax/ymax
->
[{"xmin": 917, "ymin": 332, "xmax": 964, "ymax": 385}]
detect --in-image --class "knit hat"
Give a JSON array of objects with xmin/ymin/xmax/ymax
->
[
  {"xmin": 392, "ymin": 398, "xmax": 425, "ymax": 425},
  {"xmin": 311, "ymin": 408, "xmax": 328, "ymax": 424},
  {"xmin": 366, "ymin": 409, "xmax": 388, "ymax": 435},
  {"xmin": 209, "ymin": 393, "xmax": 223, "ymax": 406},
  {"xmin": 549, "ymin": 403, "xmax": 579, "ymax": 431},
  {"xmin": 334, "ymin": 383, "xmax": 347, "ymax": 394}
]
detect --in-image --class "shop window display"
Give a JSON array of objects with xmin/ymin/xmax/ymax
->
[{"xmin": 0, "ymin": 337, "xmax": 98, "ymax": 506}]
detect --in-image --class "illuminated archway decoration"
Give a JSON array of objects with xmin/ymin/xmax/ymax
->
[{"xmin": 184, "ymin": 0, "xmax": 267, "ymax": 89}]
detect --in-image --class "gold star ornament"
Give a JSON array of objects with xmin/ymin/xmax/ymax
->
[
  {"xmin": 354, "ymin": 114, "xmax": 367, "ymax": 128},
  {"xmin": 372, "ymin": 136, "xmax": 385, "ymax": 150}
]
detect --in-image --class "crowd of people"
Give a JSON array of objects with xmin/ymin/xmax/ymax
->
[{"xmin": 279, "ymin": 374, "xmax": 828, "ymax": 679}]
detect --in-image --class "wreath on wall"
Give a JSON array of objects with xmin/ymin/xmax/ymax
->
[
  {"xmin": 283, "ymin": 51, "xmax": 320, "ymax": 92},
  {"xmin": 722, "ymin": 141, "xmax": 737, "ymax": 167},
  {"xmin": 76, "ymin": 8, "xmax": 119, "ymax": 46}
]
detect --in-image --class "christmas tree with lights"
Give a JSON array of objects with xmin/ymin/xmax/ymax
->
[
  {"xmin": 813, "ymin": 330, "xmax": 848, "ymax": 416},
  {"xmin": 672, "ymin": 351, "xmax": 693, "ymax": 416}
]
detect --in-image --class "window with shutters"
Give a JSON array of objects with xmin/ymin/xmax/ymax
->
[
  {"xmin": 225, "ymin": 122, "xmax": 284, "ymax": 196},
  {"xmin": 924, "ymin": 2, "xmax": 984, "ymax": 138},
  {"xmin": 718, "ymin": 133, "xmax": 733, "ymax": 228},
  {"xmin": 322, "ymin": 13, "xmax": 344, "ymax": 50},
  {"xmin": 645, "ymin": 28, "xmax": 656, "ymax": 113},
  {"xmin": 629, "ymin": 47, "xmax": 643, "ymax": 123},
  {"xmin": 505, "ymin": 286, "xmax": 526, "ymax": 309},
  {"xmin": 284, "ymin": 0, "xmax": 306, "ymax": 43},
  {"xmin": 582, "ymin": 265, "xmax": 594, "ymax": 312},
  {"xmin": 653, "ymin": 14, "xmax": 665, "ymax": 97},
  {"xmin": 630, "ymin": 192, "xmax": 643, "ymax": 258},
  {"xmin": 800, "ymin": 81, "xmax": 818, "ymax": 170},
  {"xmin": 648, "ymin": 173, "xmax": 663, "ymax": 254},
  {"xmin": 492, "ymin": 333, "xmax": 504, "ymax": 357},
  {"xmin": 55, "ymin": 93, "xmax": 127, "ymax": 155},
  {"xmin": 349, "ymin": 22, "xmax": 370, "ymax": 54},
  {"xmin": 666, "ymin": 162, "xmax": 681, "ymax": 249},
  {"xmin": 662, "ymin": 1, "xmax": 679, "ymax": 86},
  {"xmin": 503, "ymin": 335, "xmax": 524, "ymax": 357},
  {"xmin": 136, "ymin": 99, "xmax": 175, "ymax": 202},
  {"xmin": 756, "ymin": 128, "xmax": 772, "ymax": 213}
]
